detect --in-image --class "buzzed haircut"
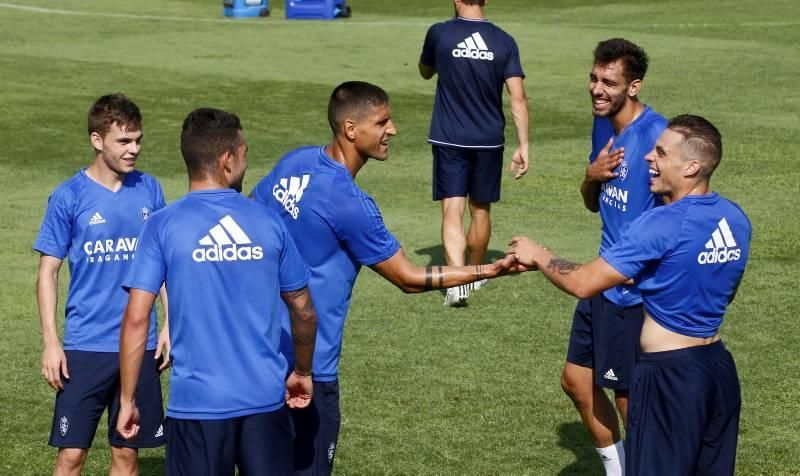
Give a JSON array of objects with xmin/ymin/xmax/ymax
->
[
  {"xmin": 461, "ymin": 0, "xmax": 486, "ymax": 5},
  {"xmin": 180, "ymin": 108, "xmax": 243, "ymax": 180},
  {"xmin": 327, "ymin": 81, "xmax": 390, "ymax": 134},
  {"xmin": 668, "ymin": 114, "xmax": 723, "ymax": 178},
  {"xmin": 593, "ymin": 38, "xmax": 649, "ymax": 83},
  {"xmin": 87, "ymin": 93, "xmax": 142, "ymax": 136}
]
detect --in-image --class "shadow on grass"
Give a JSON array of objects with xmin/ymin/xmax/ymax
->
[
  {"xmin": 139, "ymin": 455, "xmax": 165, "ymax": 475},
  {"xmin": 557, "ymin": 421, "xmax": 603, "ymax": 475}
]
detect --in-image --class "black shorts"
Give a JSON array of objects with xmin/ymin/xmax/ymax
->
[
  {"xmin": 165, "ymin": 407, "xmax": 294, "ymax": 476},
  {"xmin": 432, "ymin": 145, "xmax": 503, "ymax": 203},
  {"xmin": 291, "ymin": 379, "xmax": 341, "ymax": 475},
  {"xmin": 49, "ymin": 350, "xmax": 164, "ymax": 449},
  {"xmin": 626, "ymin": 341, "xmax": 740, "ymax": 476},
  {"xmin": 566, "ymin": 295, "xmax": 644, "ymax": 390}
]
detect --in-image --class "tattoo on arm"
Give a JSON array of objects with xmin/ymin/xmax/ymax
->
[
  {"xmin": 475, "ymin": 264, "xmax": 485, "ymax": 280},
  {"xmin": 282, "ymin": 288, "xmax": 317, "ymax": 346},
  {"xmin": 547, "ymin": 258, "xmax": 582, "ymax": 275},
  {"xmin": 424, "ymin": 265, "xmax": 444, "ymax": 291}
]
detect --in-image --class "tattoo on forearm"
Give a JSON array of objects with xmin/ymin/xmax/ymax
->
[
  {"xmin": 547, "ymin": 258, "xmax": 581, "ymax": 275},
  {"xmin": 475, "ymin": 264, "xmax": 486, "ymax": 280},
  {"xmin": 282, "ymin": 288, "xmax": 317, "ymax": 346},
  {"xmin": 424, "ymin": 265, "xmax": 444, "ymax": 291}
]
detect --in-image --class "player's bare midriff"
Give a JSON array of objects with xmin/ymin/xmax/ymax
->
[{"xmin": 641, "ymin": 311, "xmax": 721, "ymax": 353}]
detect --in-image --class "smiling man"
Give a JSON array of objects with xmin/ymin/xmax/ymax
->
[
  {"xmin": 251, "ymin": 81, "xmax": 519, "ymax": 474},
  {"xmin": 509, "ymin": 114, "xmax": 751, "ymax": 475},
  {"xmin": 33, "ymin": 94, "xmax": 168, "ymax": 476},
  {"xmin": 558, "ymin": 38, "xmax": 669, "ymax": 475}
]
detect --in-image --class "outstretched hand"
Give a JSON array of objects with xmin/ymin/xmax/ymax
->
[
  {"xmin": 285, "ymin": 370, "xmax": 313, "ymax": 409},
  {"xmin": 586, "ymin": 138, "xmax": 624, "ymax": 182},
  {"xmin": 507, "ymin": 236, "xmax": 549, "ymax": 269}
]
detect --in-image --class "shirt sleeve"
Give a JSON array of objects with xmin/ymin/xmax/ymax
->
[
  {"xmin": 503, "ymin": 37, "xmax": 525, "ymax": 79},
  {"xmin": 122, "ymin": 217, "xmax": 165, "ymax": 295},
  {"xmin": 601, "ymin": 210, "xmax": 677, "ymax": 279},
  {"xmin": 33, "ymin": 188, "xmax": 73, "ymax": 259},
  {"xmin": 334, "ymin": 187, "xmax": 401, "ymax": 267},
  {"xmin": 277, "ymin": 221, "xmax": 310, "ymax": 292},
  {"xmin": 420, "ymin": 24, "xmax": 439, "ymax": 67},
  {"xmin": 152, "ymin": 179, "xmax": 167, "ymax": 211}
]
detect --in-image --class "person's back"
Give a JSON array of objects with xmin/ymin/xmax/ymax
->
[{"xmin": 423, "ymin": 17, "xmax": 522, "ymax": 148}]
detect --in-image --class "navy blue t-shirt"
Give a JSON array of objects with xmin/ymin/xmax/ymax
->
[
  {"xmin": 420, "ymin": 17, "xmax": 524, "ymax": 149},
  {"xmin": 252, "ymin": 146, "xmax": 401, "ymax": 381},
  {"xmin": 602, "ymin": 193, "xmax": 751, "ymax": 337}
]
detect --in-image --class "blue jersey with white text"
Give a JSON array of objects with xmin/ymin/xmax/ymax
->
[
  {"xmin": 123, "ymin": 189, "xmax": 310, "ymax": 419},
  {"xmin": 33, "ymin": 170, "xmax": 164, "ymax": 352},
  {"xmin": 251, "ymin": 146, "xmax": 401, "ymax": 381},
  {"xmin": 420, "ymin": 17, "xmax": 525, "ymax": 149},
  {"xmin": 591, "ymin": 106, "xmax": 667, "ymax": 306},
  {"xmin": 602, "ymin": 193, "xmax": 751, "ymax": 337}
]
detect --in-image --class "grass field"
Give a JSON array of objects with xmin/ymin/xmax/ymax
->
[{"xmin": 1, "ymin": 0, "xmax": 799, "ymax": 474}]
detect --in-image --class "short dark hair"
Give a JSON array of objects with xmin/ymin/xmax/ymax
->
[
  {"xmin": 180, "ymin": 108, "xmax": 243, "ymax": 180},
  {"xmin": 327, "ymin": 81, "xmax": 390, "ymax": 134},
  {"xmin": 668, "ymin": 114, "xmax": 723, "ymax": 178},
  {"xmin": 460, "ymin": 0, "xmax": 486, "ymax": 5},
  {"xmin": 593, "ymin": 38, "xmax": 649, "ymax": 83},
  {"xmin": 87, "ymin": 94, "xmax": 142, "ymax": 136}
]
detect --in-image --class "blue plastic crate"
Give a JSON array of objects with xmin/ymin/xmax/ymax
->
[
  {"xmin": 223, "ymin": 0, "xmax": 269, "ymax": 18},
  {"xmin": 286, "ymin": 0, "xmax": 346, "ymax": 20}
]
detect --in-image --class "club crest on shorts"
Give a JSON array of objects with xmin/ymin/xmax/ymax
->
[
  {"xmin": 327, "ymin": 442, "xmax": 336, "ymax": 464},
  {"xmin": 59, "ymin": 416, "xmax": 69, "ymax": 436},
  {"xmin": 140, "ymin": 207, "xmax": 151, "ymax": 222}
]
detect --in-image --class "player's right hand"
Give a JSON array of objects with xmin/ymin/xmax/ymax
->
[
  {"xmin": 117, "ymin": 401, "xmax": 141, "ymax": 441},
  {"xmin": 41, "ymin": 343, "xmax": 68, "ymax": 391},
  {"xmin": 285, "ymin": 370, "xmax": 313, "ymax": 409},
  {"xmin": 585, "ymin": 138, "xmax": 624, "ymax": 182}
]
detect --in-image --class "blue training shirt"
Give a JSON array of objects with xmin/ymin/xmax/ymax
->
[
  {"xmin": 251, "ymin": 146, "xmax": 401, "ymax": 382},
  {"xmin": 33, "ymin": 169, "xmax": 164, "ymax": 352},
  {"xmin": 123, "ymin": 189, "xmax": 310, "ymax": 419},
  {"xmin": 602, "ymin": 193, "xmax": 751, "ymax": 338},
  {"xmin": 420, "ymin": 17, "xmax": 525, "ymax": 149},
  {"xmin": 591, "ymin": 106, "xmax": 667, "ymax": 307}
]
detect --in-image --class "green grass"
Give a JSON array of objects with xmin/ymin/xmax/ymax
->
[{"xmin": 1, "ymin": 0, "xmax": 798, "ymax": 473}]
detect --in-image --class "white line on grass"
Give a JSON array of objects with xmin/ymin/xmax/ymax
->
[{"xmin": 1, "ymin": 2, "xmax": 798, "ymax": 29}]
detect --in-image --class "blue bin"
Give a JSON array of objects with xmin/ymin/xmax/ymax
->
[
  {"xmin": 286, "ymin": 0, "xmax": 346, "ymax": 20},
  {"xmin": 224, "ymin": 0, "xmax": 269, "ymax": 18}
]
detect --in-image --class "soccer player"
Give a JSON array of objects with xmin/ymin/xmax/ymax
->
[
  {"xmin": 251, "ymin": 81, "xmax": 519, "ymax": 475},
  {"xmin": 418, "ymin": 0, "xmax": 530, "ymax": 306},
  {"xmin": 560, "ymin": 38, "xmax": 667, "ymax": 475},
  {"xmin": 33, "ymin": 94, "xmax": 169, "ymax": 476},
  {"xmin": 116, "ymin": 108, "xmax": 318, "ymax": 475},
  {"xmin": 508, "ymin": 115, "xmax": 750, "ymax": 475}
]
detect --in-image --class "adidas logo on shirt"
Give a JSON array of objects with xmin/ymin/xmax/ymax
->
[
  {"xmin": 604, "ymin": 369, "xmax": 618, "ymax": 381},
  {"xmin": 192, "ymin": 215, "xmax": 264, "ymax": 263},
  {"xmin": 88, "ymin": 212, "xmax": 106, "ymax": 225},
  {"xmin": 272, "ymin": 175, "xmax": 310, "ymax": 220},
  {"xmin": 697, "ymin": 218, "xmax": 742, "ymax": 265},
  {"xmin": 452, "ymin": 32, "xmax": 494, "ymax": 61}
]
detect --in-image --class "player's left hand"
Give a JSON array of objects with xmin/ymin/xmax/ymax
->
[
  {"xmin": 285, "ymin": 370, "xmax": 313, "ymax": 409},
  {"xmin": 116, "ymin": 401, "xmax": 141, "ymax": 442},
  {"xmin": 487, "ymin": 254, "xmax": 529, "ymax": 276},
  {"xmin": 155, "ymin": 326, "xmax": 171, "ymax": 372},
  {"xmin": 510, "ymin": 146, "xmax": 529, "ymax": 179},
  {"xmin": 507, "ymin": 236, "xmax": 547, "ymax": 268}
]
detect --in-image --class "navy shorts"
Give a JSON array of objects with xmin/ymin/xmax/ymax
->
[
  {"xmin": 49, "ymin": 350, "xmax": 164, "ymax": 449},
  {"xmin": 432, "ymin": 145, "xmax": 503, "ymax": 203},
  {"xmin": 165, "ymin": 406, "xmax": 294, "ymax": 476},
  {"xmin": 626, "ymin": 341, "xmax": 740, "ymax": 476},
  {"xmin": 291, "ymin": 379, "xmax": 341, "ymax": 475},
  {"xmin": 566, "ymin": 295, "xmax": 643, "ymax": 390}
]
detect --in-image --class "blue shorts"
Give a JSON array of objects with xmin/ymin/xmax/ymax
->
[
  {"xmin": 49, "ymin": 350, "xmax": 164, "ymax": 449},
  {"xmin": 432, "ymin": 145, "xmax": 503, "ymax": 203},
  {"xmin": 566, "ymin": 295, "xmax": 643, "ymax": 390},
  {"xmin": 165, "ymin": 406, "xmax": 294, "ymax": 476},
  {"xmin": 626, "ymin": 341, "xmax": 740, "ymax": 476},
  {"xmin": 291, "ymin": 379, "xmax": 341, "ymax": 475}
]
